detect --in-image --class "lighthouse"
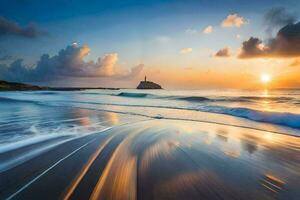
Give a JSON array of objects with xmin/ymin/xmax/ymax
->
[{"xmin": 137, "ymin": 76, "xmax": 162, "ymax": 89}]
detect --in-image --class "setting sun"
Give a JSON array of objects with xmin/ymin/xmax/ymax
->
[{"xmin": 260, "ymin": 74, "xmax": 271, "ymax": 83}]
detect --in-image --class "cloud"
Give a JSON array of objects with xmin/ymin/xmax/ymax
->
[
  {"xmin": 238, "ymin": 22, "xmax": 300, "ymax": 58},
  {"xmin": 116, "ymin": 64, "xmax": 144, "ymax": 80},
  {"xmin": 96, "ymin": 53, "xmax": 118, "ymax": 76},
  {"xmin": 0, "ymin": 55, "xmax": 13, "ymax": 62},
  {"xmin": 186, "ymin": 26, "xmax": 213, "ymax": 35},
  {"xmin": 185, "ymin": 28, "xmax": 198, "ymax": 35},
  {"xmin": 128, "ymin": 64, "xmax": 144, "ymax": 78},
  {"xmin": 214, "ymin": 47, "xmax": 231, "ymax": 57},
  {"xmin": 203, "ymin": 25, "xmax": 213, "ymax": 34},
  {"xmin": 154, "ymin": 35, "xmax": 171, "ymax": 43},
  {"xmin": 180, "ymin": 48, "xmax": 192, "ymax": 54},
  {"xmin": 0, "ymin": 59, "xmax": 30, "ymax": 82},
  {"xmin": 264, "ymin": 7, "xmax": 296, "ymax": 34},
  {"xmin": 0, "ymin": 44, "xmax": 142, "ymax": 82},
  {"xmin": 221, "ymin": 14, "xmax": 246, "ymax": 28},
  {"xmin": 238, "ymin": 37, "xmax": 265, "ymax": 58},
  {"xmin": 290, "ymin": 59, "xmax": 300, "ymax": 67},
  {"xmin": 0, "ymin": 16, "xmax": 45, "ymax": 38}
]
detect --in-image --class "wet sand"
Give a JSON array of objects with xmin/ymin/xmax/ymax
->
[{"xmin": 1, "ymin": 119, "xmax": 299, "ymax": 200}]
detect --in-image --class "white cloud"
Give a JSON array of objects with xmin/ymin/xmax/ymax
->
[
  {"xmin": 155, "ymin": 35, "xmax": 171, "ymax": 43},
  {"xmin": 185, "ymin": 28, "xmax": 198, "ymax": 35},
  {"xmin": 203, "ymin": 25, "xmax": 213, "ymax": 34},
  {"xmin": 0, "ymin": 44, "xmax": 143, "ymax": 82},
  {"xmin": 96, "ymin": 53, "xmax": 118, "ymax": 76},
  {"xmin": 180, "ymin": 48, "xmax": 193, "ymax": 54},
  {"xmin": 115, "ymin": 64, "xmax": 144, "ymax": 80},
  {"xmin": 222, "ymin": 14, "xmax": 246, "ymax": 28}
]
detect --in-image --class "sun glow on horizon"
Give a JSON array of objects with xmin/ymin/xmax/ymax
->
[{"xmin": 260, "ymin": 74, "xmax": 271, "ymax": 84}]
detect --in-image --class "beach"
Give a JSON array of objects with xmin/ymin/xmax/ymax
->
[
  {"xmin": 1, "ymin": 117, "xmax": 300, "ymax": 199},
  {"xmin": 2, "ymin": 0, "xmax": 300, "ymax": 199},
  {"xmin": 0, "ymin": 89, "xmax": 300, "ymax": 199}
]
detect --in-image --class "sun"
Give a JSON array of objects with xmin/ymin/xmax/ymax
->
[{"xmin": 260, "ymin": 74, "xmax": 271, "ymax": 83}]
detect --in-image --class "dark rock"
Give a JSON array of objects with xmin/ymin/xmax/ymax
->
[{"xmin": 136, "ymin": 77, "xmax": 162, "ymax": 89}]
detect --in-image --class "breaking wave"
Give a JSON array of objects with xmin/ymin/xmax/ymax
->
[{"xmin": 199, "ymin": 106, "xmax": 300, "ymax": 129}]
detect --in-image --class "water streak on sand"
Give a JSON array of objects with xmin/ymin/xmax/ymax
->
[
  {"xmin": 5, "ymin": 137, "xmax": 98, "ymax": 200},
  {"xmin": 1, "ymin": 120, "xmax": 300, "ymax": 199},
  {"xmin": 63, "ymin": 136, "xmax": 114, "ymax": 200},
  {"xmin": 90, "ymin": 126, "xmax": 151, "ymax": 200}
]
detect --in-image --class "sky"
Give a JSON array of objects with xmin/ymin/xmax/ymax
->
[{"xmin": 0, "ymin": 0, "xmax": 300, "ymax": 89}]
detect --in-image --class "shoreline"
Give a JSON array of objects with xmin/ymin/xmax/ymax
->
[{"xmin": 1, "ymin": 90, "xmax": 300, "ymax": 136}]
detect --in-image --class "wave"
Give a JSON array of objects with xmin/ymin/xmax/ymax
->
[
  {"xmin": 116, "ymin": 92, "xmax": 154, "ymax": 98},
  {"xmin": 231, "ymin": 96, "xmax": 294, "ymax": 103},
  {"xmin": 236, "ymin": 96, "xmax": 293, "ymax": 100},
  {"xmin": 48, "ymin": 98, "xmax": 300, "ymax": 130},
  {"xmin": 2, "ymin": 92, "xmax": 300, "ymax": 129},
  {"xmin": 47, "ymin": 102, "xmax": 300, "ymax": 136},
  {"xmin": 173, "ymin": 96, "xmax": 294, "ymax": 103},
  {"xmin": 67, "ymin": 99, "xmax": 300, "ymax": 129},
  {"xmin": 0, "ymin": 121, "xmax": 112, "ymax": 172},
  {"xmin": 30, "ymin": 91, "xmax": 59, "ymax": 95},
  {"xmin": 114, "ymin": 92, "xmax": 294, "ymax": 104},
  {"xmin": 176, "ymin": 96, "xmax": 210, "ymax": 102},
  {"xmin": 115, "ymin": 92, "xmax": 211, "ymax": 101},
  {"xmin": 199, "ymin": 106, "xmax": 300, "ymax": 129},
  {"xmin": 0, "ymin": 96, "xmax": 38, "ymax": 104}
]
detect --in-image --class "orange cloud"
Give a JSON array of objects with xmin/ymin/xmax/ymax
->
[
  {"xmin": 238, "ymin": 22, "xmax": 300, "ymax": 58},
  {"xmin": 289, "ymin": 59, "xmax": 300, "ymax": 67},
  {"xmin": 203, "ymin": 25, "xmax": 213, "ymax": 34},
  {"xmin": 97, "ymin": 53, "xmax": 118, "ymax": 76},
  {"xmin": 222, "ymin": 14, "xmax": 246, "ymax": 28},
  {"xmin": 214, "ymin": 47, "xmax": 231, "ymax": 57},
  {"xmin": 180, "ymin": 48, "xmax": 193, "ymax": 54},
  {"xmin": 0, "ymin": 44, "xmax": 143, "ymax": 82}
]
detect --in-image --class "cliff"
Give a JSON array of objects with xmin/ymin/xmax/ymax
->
[{"xmin": 136, "ymin": 81, "xmax": 162, "ymax": 89}]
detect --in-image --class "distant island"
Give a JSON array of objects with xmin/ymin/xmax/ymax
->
[
  {"xmin": 0, "ymin": 80, "xmax": 120, "ymax": 91},
  {"xmin": 0, "ymin": 78, "xmax": 162, "ymax": 91},
  {"xmin": 0, "ymin": 80, "xmax": 47, "ymax": 91},
  {"xmin": 137, "ymin": 76, "xmax": 162, "ymax": 89}
]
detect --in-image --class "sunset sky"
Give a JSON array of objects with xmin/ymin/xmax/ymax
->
[{"xmin": 0, "ymin": 0, "xmax": 300, "ymax": 89}]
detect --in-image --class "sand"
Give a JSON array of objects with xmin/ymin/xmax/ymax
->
[{"xmin": 1, "ymin": 119, "xmax": 299, "ymax": 200}]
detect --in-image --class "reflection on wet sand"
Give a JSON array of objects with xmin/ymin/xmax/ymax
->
[
  {"xmin": 104, "ymin": 112, "xmax": 119, "ymax": 125},
  {"xmin": 1, "ymin": 119, "xmax": 300, "ymax": 200},
  {"xmin": 63, "ymin": 136, "xmax": 113, "ymax": 200},
  {"xmin": 261, "ymin": 174, "xmax": 286, "ymax": 195},
  {"xmin": 90, "ymin": 133, "xmax": 138, "ymax": 200}
]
